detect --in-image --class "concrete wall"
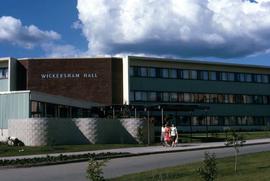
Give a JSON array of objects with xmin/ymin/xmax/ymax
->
[
  {"xmin": 0, "ymin": 129, "xmax": 8, "ymax": 142},
  {"xmin": 8, "ymin": 118, "xmax": 155, "ymax": 146}
]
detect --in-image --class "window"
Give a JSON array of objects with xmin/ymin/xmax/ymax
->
[
  {"xmin": 161, "ymin": 69, "xmax": 169, "ymax": 78},
  {"xmin": 220, "ymin": 72, "xmax": 228, "ymax": 81},
  {"xmin": 169, "ymin": 69, "xmax": 177, "ymax": 78},
  {"xmin": 139, "ymin": 67, "xmax": 147, "ymax": 77},
  {"xmin": 190, "ymin": 70, "xmax": 197, "ymax": 80},
  {"xmin": 217, "ymin": 94, "xmax": 224, "ymax": 103},
  {"xmin": 254, "ymin": 74, "xmax": 262, "ymax": 83},
  {"xmin": 162, "ymin": 92, "xmax": 169, "ymax": 102},
  {"xmin": 235, "ymin": 95, "xmax": 243, "ymax": 104},
  {"xmin": 135, "ymin": 91, "xmax": 147, "ymax": 101},
  {"xmin": 209, "ymin": 71, "xmax": 217, "ymax": 81},
  {"xmin": 0, "ymin": 67, "xmax": 8, "ymax": 79},
  {"xmin": 178, "ymin": 93, "xmax": 184, "ymax": 102},
  {"xmin": 170, "ymin": 92, "xmax": 178, "ymax": 102},
  {"xmin": 238, "ymin": 73, "xmax": 245, "ymax": 82},
  {"xmin": 182, "ymin": 70, "xmax": 189, "ymax": 79},
  {"xmin": 184, "ymin": 93, "xmax": 192, "ymax": 102},
  {"xmin": 228, "ymin": 95, "xmax": 235, "ymax": 103},
  {"xmin": 129, "ymin": 67, "xmax": 134, "ymax": 76},
  {"xmin": 228, "ymin": 73, "xmax": 235, "ymax": 81},
  {"xmin": 246, "ymin": 74, "xmax": 252, "ymax": 82},
  {"xmin": 262, "ymin": 75, "xmax": 269, "ymax": 83},
  {"xmin": 262, "ymin": 96, "xmax": 268, "ymax": 104},
  {"xmin": 148, "ymin": 92, "xmax": 157, "ymax": 101},
  {"xmin": 254, "ymin": 95, "xmax": 263, "ymax": 104},
  {"xmin": 148, "ymin": 68, "xmax": 156, "ymax": 77},
  {"xmin": 245, "ymin": 95, "xmax": 253, "ymax": 104},
  {"xmin": 209, "ymin": 94, "xmax": 218, "ymax": 103},
  {"xmin": 129, "ymin": 91, "xmax": 134, "ymax": 101},
  {"xmin": 201, "ymin": 71, "xmax": 209, "ymax": 80}
]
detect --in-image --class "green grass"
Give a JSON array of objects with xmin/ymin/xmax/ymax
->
[
  {"xmin": 0, "ymin": 143, "xmax": 143, "ymax": 157},
  {"xmin": 180, "ymin": 131, "xmax": 270, "ymax": 143},
  {"xmin": 109, "ymin": 151, "xmax": 270, "ymax": 181}
]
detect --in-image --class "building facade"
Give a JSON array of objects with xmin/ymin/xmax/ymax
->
[{"xmin": 1, "ymin": 56, "xmax": 270, "ymax": 142}]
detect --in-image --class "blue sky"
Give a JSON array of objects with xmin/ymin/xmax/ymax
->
[{"xmin": 0, "ymin": 0, "xmax": 270, "ymax": 66}]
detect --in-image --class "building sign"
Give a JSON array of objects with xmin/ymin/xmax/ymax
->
[{"xmin": 40, "ymin": 73, "xmax": 98, "ymax": 79}]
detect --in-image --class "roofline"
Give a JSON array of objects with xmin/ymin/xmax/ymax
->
[
  {"xmin": 127, "ymin": 55, "xmax": 270, "ymax": 70},
  {"xmin": 18, "ymin": 56, "xmax": 122, "ymax": 61},
  {"xmin": 2, "ymin": 55, "xmax": 270, "ymax": 70}
]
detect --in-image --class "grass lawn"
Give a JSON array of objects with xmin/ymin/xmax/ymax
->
[
  {"xmin": 180, "ymin": 131, "xmax": 270, "ymax": 143},
  {"xmin": 0, "ymin": 144, "xmax": 143, "ymax": 157},
  {"xmin": 109, "ymin": 151, "xmax": 270, "ymax": 181}
]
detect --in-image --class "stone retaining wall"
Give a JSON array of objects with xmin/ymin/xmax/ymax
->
[{"xmin": 8, "ymin": 118, "xmax": 154, "ymax": 146}]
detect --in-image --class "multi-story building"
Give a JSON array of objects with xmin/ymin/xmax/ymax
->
[{"xmin": 1, "ymin": 56, "xmax": 270, "ymax": 141}]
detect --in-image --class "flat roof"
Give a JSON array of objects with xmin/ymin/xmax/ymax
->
[
  {"xmin": 1, "ymin": 55, "xmax": 270, "ymax": 70},
  {"xmin": 128, "ymin": 56, "xmax": 270, "ymax": 70}
]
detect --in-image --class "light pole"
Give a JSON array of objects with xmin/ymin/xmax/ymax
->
[{"xmin": 204, "ymin": 108, "xmax": 209, "ymax": 138}]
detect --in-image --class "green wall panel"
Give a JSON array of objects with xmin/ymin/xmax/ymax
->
[
  {"xmin": 130, "ymin": 78, "xmax": 270, "ymax": 95},
  {"xmin": 0, "ymin": 92, "xmax": 30, "ymax": 129}
]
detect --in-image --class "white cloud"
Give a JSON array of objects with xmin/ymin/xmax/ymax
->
[
  {"xmin": 41, "ymin": 43, "xmax": 82, "ymax": 58},
  {"xmin": 0, "ymin": 16, "xmax": 60, "ymax": 49},
  {"xmin": 77, "ymin": 0, "xmax": 270, "ymax": 58}
]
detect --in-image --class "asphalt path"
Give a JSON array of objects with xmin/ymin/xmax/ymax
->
[{"xmin": 1, "ymin": 143, "xmax": 270, "ymax": 181}]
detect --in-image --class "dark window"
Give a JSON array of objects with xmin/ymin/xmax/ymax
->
[
  {"xmin": 209, "ymin": 71, "xmax": 217, "ymax": 81},
  {"xmin": 220, "ymin": 72, "xmax": 228, "ymax": 81},
  {"xmin": 148, "ymin": 92, "xmax": 157, "ymax": 101},
  {"xmin": 182, "ymin": 70, "xmax": 189, "ymax": 79},
  {"xmin": 129, "ymin": 67, "xmax": 134, "ymax": 76},
  {"xmin": 246, "ymin": 74, "xmax": 252, "ymax": 82},
  {"xmin": 139, "ymin": 67, "xmax": 147, "ymax": 77},
  {"xmin": 161, "ymin": 69, "xmax": 169, "ymax": 78},
  {"xmin": 169, "ymin": 69, "xmax": 177, "ymax": 78},
  {"xmin": 262, "ymin": 75, "xmax": 269, "ymax": 83},
  {"xmin": 228, "ymin": 73, "xmax": 235, "ymax": 81},
  {"xmin": 129, "ymin": 91, "xmax": 134, "ymax": 101},
  {"xmin": 0, "ymin": 67, "xmax": 8, "ymax": 79},
  {"xmin": 254, "ymin": 74, "xmax": 262, "ymax": 83},
  {"xmin": 170, "ymin": 92, "xmax": 178, "ymax": 102},
  {"xmin": 148, "ymin": 68, "xmax": 156, "ymax": 77},
  {"xmin": 190, "ymin": 70, "xmax": 197, "ymax": 80},
  {"xmin": 162, "ymin": 92, "xmax": 169, "ymax": 102}
]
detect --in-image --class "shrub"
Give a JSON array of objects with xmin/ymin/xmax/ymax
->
[
  {"xmin": 86, "ymin": 156, "xmax": 108, "ymax": 181},
  {"xmin": 197, "ymin": 152, "xmax": 218, "ymax": 181}
]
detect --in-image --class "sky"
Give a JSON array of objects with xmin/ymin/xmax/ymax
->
[{"xmin": 0, "ymin": 0, "xmax": 270, "ymax": 66}]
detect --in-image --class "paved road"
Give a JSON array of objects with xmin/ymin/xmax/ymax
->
[{"xmin": 1, "ymin": 143, "xmax": 270, "ymax": 181}]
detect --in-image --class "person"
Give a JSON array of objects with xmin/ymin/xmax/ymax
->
[
  {"xmin": 160, "ymin": 124, "xmax": 165, "ymax": 146},
  {"xmin": 170, "ymin": 124, "xmax": 178, "ymax": 147},
  {"xmin": 164, "ymin": 123, "xmax": 171, "ymax": 147}
]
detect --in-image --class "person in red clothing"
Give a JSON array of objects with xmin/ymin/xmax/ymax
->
[{"xmin": 164, "ymin": 123, "xmax": 171, "ymax": 147}]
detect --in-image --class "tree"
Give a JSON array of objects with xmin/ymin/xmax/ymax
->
[
  {"xmin": 197, "ymin": 152, "xmax": 218, "ymax": 181},
  {"xmin": 225, "ymin": 130, "xmax": 245, "ymax": 173}
]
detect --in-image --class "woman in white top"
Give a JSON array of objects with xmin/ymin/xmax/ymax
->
[{"xmin": 170, "ymin": 124, "xmax": 178, "ymax": 147}]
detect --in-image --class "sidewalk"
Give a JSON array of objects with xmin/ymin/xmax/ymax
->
[{"xmin": 1, "ymin": 138, "xmax": 270, "ymax": 160}]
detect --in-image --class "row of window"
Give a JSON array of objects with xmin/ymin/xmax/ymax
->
[
  {"xmin": 178, "ymin": 116, "xmax": 268, "ymax": 126},
  {"xmin": 0, "ymin": 67, "xmax": 8, "ymax": 79},
  {"xmin": 130, "ymin": 66, "xmax": 270, "ymax": 84},
  {"xmin": 130, "ymin": 91, "xmax": 270, "ymax": 105}
]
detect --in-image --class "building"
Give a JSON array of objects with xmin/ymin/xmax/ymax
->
[{"xmin": 1, "ymin": 56, "xmax": 270, "ymax": 143}]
